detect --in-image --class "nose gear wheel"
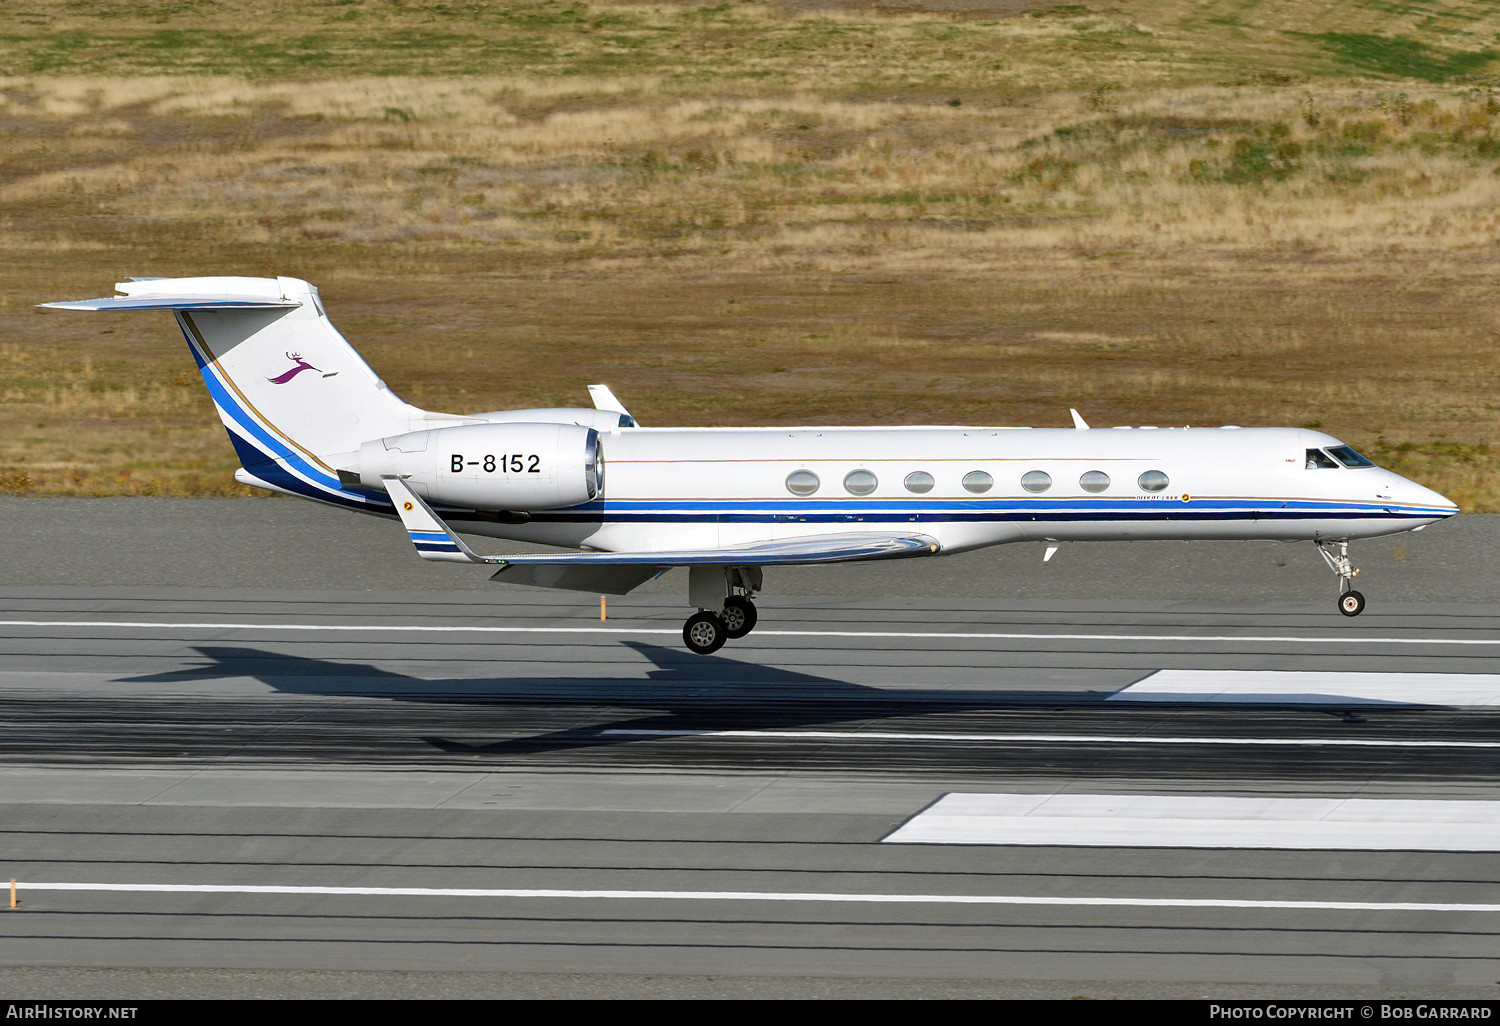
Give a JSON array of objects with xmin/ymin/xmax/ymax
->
[{"xmin": 1316, "ymin": 540, "xmax": 1366, "ymax": 617}]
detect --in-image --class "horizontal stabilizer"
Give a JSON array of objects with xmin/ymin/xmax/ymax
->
[
  {"xmin": 38, "ymin": 276, "xmax": 302, "ymax": 312},
  {"xmin": 39, "ymin": 296, "xmax": 299, "ymax": 312}
]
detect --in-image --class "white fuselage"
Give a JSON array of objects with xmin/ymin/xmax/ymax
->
[{"xmin": 445, "ymin": 424, "xmax": 1457, "ymax": 555}]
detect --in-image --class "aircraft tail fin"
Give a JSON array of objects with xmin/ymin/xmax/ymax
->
[{"xmin": 41, "ymin": 276, "xmax": 426, "ymax": 507}]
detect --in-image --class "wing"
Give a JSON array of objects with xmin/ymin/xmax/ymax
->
[{"xmin": 380, "ymin": 477, "xmax": 940, "ymax": 592}]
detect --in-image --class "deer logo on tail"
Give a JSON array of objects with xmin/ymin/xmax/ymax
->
[{"xmin": 267, "ymin": 352, "xmax": 338, "ymax": 384}]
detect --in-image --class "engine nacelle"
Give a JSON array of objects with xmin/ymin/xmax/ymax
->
[{"xmin": 357, "ymin": 422, "xmax": 600, "ymax": 509}]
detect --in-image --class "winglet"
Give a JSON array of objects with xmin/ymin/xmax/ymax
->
[
  {"xmin": 588, "ymin": 384, "xmax": 638, "ymax": 426},
  {"xmin": 1069, "ymin": 408, "xmax": 1090, "ymax": 430},
  {"xmin": 380, "ymin": 476, "xmax": 502, "ymax": 564}
]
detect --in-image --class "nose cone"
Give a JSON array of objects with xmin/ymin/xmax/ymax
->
[{"xmin": 1390, "ymin": 472, "xmax": 1459, "ymax": 523}]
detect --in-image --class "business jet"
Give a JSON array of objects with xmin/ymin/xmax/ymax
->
[{"xmin": 42, "ymin": 276, "xmax": 1458, "ymax": 654}]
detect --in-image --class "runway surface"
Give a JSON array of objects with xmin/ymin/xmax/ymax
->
[{"xmin": 1, "ymin": 502, "xmax": 1499, "ymax": 998}]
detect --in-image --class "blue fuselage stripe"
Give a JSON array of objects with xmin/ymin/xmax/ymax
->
[{"xmin": 519, "ymin": 502, "xmax": 1447, "ymax": 525}]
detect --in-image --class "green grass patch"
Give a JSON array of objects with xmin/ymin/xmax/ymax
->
[
  {"xmin": 1306, "ymin": 32, "xmax": 1496, "ymax": 82},
  {"xmin": 1350, "ymin": 0, "xmax": 1482, "ymax": 23}
]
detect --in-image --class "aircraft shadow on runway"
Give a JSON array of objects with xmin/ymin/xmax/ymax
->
[
  {"xmin": 116, "ymin": 641, "xmax": 1155, "ymax": 759},
  {"xmin": 108, "ymin": 642, "xmax": 1488, "ymax": 768},
  {"xmin": 105, "ymin": 644, "xmax": 1500, "ymax": 780}
]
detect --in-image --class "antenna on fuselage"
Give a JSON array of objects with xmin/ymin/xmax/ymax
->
[{"xmin": 1069, "ymin": 408, "xmax": 1090, "ymax": 430}]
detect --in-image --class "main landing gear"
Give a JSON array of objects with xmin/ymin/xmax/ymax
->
[
  {"xmin": 1316, "ymin": 539, "xmax": 1366, "ymax": 617},
  {"xmin": 683, "ymin": 611, "xmax": 731, "ymax": 655},
  {"xmin": 681, "ymin": 566, "xmax": 762, "ymax": 655}
]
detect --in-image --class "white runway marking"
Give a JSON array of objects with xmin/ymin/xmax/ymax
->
[
  {"xmin": 14, "ymin": 881, "xmax": 1500, "ymax": 913},
  {"xmin": 600, "ymin": 728, "xmax": 1500, "ymax": 749},
  {"xmin": 887, "ymin": 793, "xmax": 1500, "ymax": 850},
  {"xmin": 1111, "ymin": 669, "xmax": 1500, "ymax": 706},
  {"xmin": 0, "ymin": 619, "xmax": 1495, "ymax": 646}
]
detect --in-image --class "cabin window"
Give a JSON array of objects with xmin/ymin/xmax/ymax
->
[
  {"xmin": 1326, "ymin": 445, "xmax": 1375, "ymax": 468},
  {"xmin": 903, "ymin": 471, "xmax": 935, "ymax": 494},
  {"xmin": 785, "ymin": 470, "xmax": 820, "ymax": 496},
  {"xmin": 843, "ymin": 469, "xmax": 878, "ymax": 496},
  {"xmin": 1137, "ymin": 470, "xmax": 1169, "ymax": 492},
  {"xmin": 1080, "ymin": 470, "xmax": 1110, "ymax": 493},
  {"xmin": 962, "ymin": 471, "xmax": 993, "ymax": 494},
  {"xmin": 1020, "ymin": 470, "xmax": 1052, "ymax": 494},
  {"xmin": 1305, "ymin": 448, "xmax": 1339, "ymax": 470}
]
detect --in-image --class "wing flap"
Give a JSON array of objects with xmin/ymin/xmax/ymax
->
[{"xmin": 492, "ymin": 563, "xmax": 667, "ymax": 594}]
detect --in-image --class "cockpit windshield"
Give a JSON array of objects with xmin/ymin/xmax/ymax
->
[
  {"xmin": 1305, "ymin": 448, "xmax": 1340, "ymax": 469},
  {"xmin": 1325, "ymin": 445, "xmax": 1375, "ymax": 468}
]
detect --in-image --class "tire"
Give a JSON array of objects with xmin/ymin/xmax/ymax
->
[
  {"xmin": 721, "ymin": 596, "xmax": 758, "ymax": 639},
  {"xmin": 1338, "ymin": 590, "xmax": 1366, "ymax": 617},
  {"xmin": 683, "ymin": 611, "xmax": 727, "ymax": 654}
]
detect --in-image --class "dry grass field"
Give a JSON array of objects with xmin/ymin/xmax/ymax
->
[{"xmin": 1, "ymin": 0, "xmax": 1497, "ymax": 506}]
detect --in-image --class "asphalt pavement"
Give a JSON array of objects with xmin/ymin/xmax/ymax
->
[{"xmin": 1, "ymin": 499, "xmax": 1498, "ymax": 999}]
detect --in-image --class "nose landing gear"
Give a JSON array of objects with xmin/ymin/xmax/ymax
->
[{"xmin": 1316, "ymin": 540, "xmax": 1365, "ymax": 617}]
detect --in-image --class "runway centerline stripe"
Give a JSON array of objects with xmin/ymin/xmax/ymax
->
[
  {"xmin": 599, "ymin": 728, "xmax": 1500, "ymax": 749},
  {"xmin": 15, "ymin": 882, "xmax": 1500, "ymax": 912},
  {"xmin": 0, "ymin": 620, "xmax": 1495, "ymax": 646}
]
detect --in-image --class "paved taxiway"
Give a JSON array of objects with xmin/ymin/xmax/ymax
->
[{"xmin": 1, "ymin": 500, "xmax": 1498, "ymax": 998}]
